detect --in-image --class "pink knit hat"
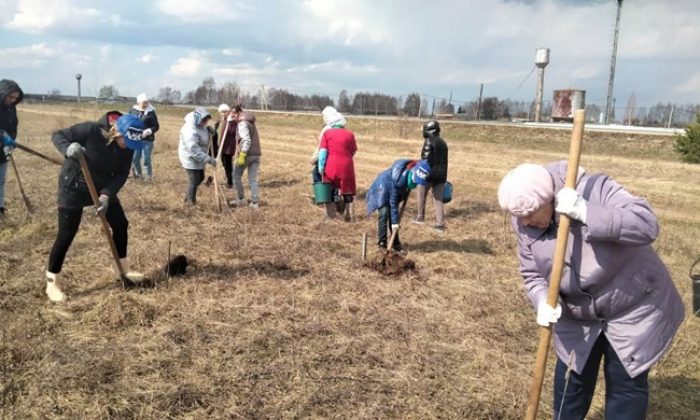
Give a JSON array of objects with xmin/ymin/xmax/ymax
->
[{"xmin": 497, "ymin": 163, "xmax": 554, "ymax": 216}]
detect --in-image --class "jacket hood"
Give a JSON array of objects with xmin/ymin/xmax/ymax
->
[
  {"xmin": 97, "ymin": 110, "xmax": 123, "ymax": 128},
  {"xmin": 0, "ymin": 79, "xmax": 24, "ymax": 106},
  {"xmin": 390, "ymin": 159, "xmax": 414, "ymax": 186},
  {"xmin": 238, "ymin": 111, "xmax": 256, "ymax": 124},
  {"xmin": 545, "ymin": 160, "xmax": 586, "ymax": 191},
  {"xmin": 184, "ymin": 111, "xmax": 196, "ymax": 125}
]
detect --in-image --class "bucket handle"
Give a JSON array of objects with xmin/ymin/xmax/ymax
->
[{"xmin": 691, "ymin": 256, "xmax": 700, "ymax": 279}]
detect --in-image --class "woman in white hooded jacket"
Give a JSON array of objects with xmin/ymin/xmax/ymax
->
[{"xmin": 178, "ymin": 107, "xmax": 215, "ymax": 205}]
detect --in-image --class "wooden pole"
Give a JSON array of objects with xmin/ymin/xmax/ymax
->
[
  {"xmin": 361, "ymin": 233, "xmax": 367, "ymax": 261},
  {"xmin": 14, "ymin": 143, "xmax": 63, "ymax": 165},
  {"xmin": 9, "ymin": 155, "xmax": 34, "ymax": 214},
  {"xmin": 77, "ymin": 154, "xmax": 128, "ymax": 284},
  {"xmin": 525, "ymin": 109, "xmax": 586, "ymax": 420}
]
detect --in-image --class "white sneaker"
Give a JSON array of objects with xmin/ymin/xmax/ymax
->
[
  {"xmin": 249, "ymin": 202, "xmax": 259, "ymax": 210},
  {"xmin": 229, "ymin": 198, "xmax": 246, "ymax": 207},
  {"xmin": 45, "ymin": 272, "xmax": 66, "ymax": 302}
]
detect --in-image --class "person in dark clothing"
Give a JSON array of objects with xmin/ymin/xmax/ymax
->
[
  {"xmin": 413, "ymin": 120, "xmax": 448, "ymax": 232},
  {"xmin": 366, "ymin": 159, "xmax": 431, "ymax": 251},
  {"xmin": 0, "ymin": 79, "xmax": 24, "ymax": 217},
  {"xmin": 44, "ymin": 112, "xmax": 146, "ymax": 302},
  {"xmin": 214, "ymin": 103, "xmax": 237, "ymax": 188},
  {"xmin": 129, "ymin": 93, "xmax": 159, "ymax": 181}
]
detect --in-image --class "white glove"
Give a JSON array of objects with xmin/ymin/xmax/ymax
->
[
  {"xmin": 391, "ymin": 224, "xmax": 400, "ymax": 231},
  {"xmin": 142, "ymin": 128, "xmax": 153, "ymax": 137},
  {"xmin": 555, "ymin": 187, "xmax": 587, "ymax": 223},
  {"xmin": 536, "ymin": 301, "xmax": 562, "ymax": 327},
  {"xmin": 207, "ymin": 156, "xmax": 217, "ymax": 167}
]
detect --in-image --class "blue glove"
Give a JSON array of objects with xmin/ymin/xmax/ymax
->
[{"xmin": 2, "ymin": 132, "xmax": 16, "ymax": 148}]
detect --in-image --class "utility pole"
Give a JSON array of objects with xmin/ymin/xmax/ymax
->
[
  {"xmin": 417, "ymin": 95, "xmax": 423, "ymax": 118},
  {"xmin": 430, "ymin": 98, "xmax": 436, "ymax": 119},
  {"xmin": 75, "ymin": 74, "xmax": 82, "ymax": 103},
  {"xmin": 475, "ymin": 84, "xmax": 484, "ymax": 120},
  {"xmin": 605, "ymin": 0, "xmax": 624, "ymax": 125}
]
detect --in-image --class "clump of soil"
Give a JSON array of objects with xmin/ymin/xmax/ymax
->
[
  {"xmin": 365, "ymin": 249, "xmax": 416, "ymax": 275},
  {"xmin": 123, "ymin": 254, "xmax": 192, "ymax": 289}
]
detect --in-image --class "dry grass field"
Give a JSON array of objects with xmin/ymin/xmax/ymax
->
[{"xmin": 1, "ymin": 103, "xmax": 698, "ymax": 419}]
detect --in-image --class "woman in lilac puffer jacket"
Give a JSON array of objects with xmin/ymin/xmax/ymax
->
[{"xmin": 498, "ymin": 161, "xmax": 684, "ymax": 420}]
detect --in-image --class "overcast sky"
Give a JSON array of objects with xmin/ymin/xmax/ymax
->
[{"xmin": 1, "ymin": 0, "xmax": 698, "ymax": 107}]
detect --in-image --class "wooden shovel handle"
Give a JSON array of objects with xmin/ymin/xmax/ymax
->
[
  {"xmin": 525, "ymin": 109, "xmax": 586, "ymax": 420},
  {"xmin": 14, "ymin": 143, "xmax": 63, "ymax": 166},
  {"xmin": 9, "ymin": 155, "xmax": 33, "ymax": 214},
  {"xmin": 77, "ymin": 154, "xmax": 127, "ymax": 282}
]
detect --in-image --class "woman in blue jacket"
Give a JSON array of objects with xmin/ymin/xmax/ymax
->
[{"xmin": 366, "ymin": 159, "xmax": 430, "ymax": 251}]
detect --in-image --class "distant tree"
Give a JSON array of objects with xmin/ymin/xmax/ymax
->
[
  {"xmin": 157, "ymin": 86, "xmax": 175, "ymax": 104},
  {"xmin": 674, "ymin": 113, "xmax": 700, "ymax": 163},
  {"xmin": 310, "ymin": 94, "xmax": 334, "ymax": 110},
  {"xmin": 338, "ymin": 90, "xmax": 351, "ymax": 113},
  {"xmin": 98, "ymin": 85, "xmax": 119, "ymax": 99},
  {"xmin": 404, "ymin": 93, "xmax": 421, "ymax": 116},
  {"xmin": 480, "ymin": 97, "xmax": 499, "ymax": 120},
  {"xmin": 437, "ymin": 99, "xmax": 455, "ymax": 114},
  {"xmin": 47, "ymin": 89, "xmax": 61, "ymax": 99},
  {"xmin": 184, "ymin": 90, "xmax": 195, "ymax": 104},
  {"xmin": 171, "ymin": 89, "xmax": 182, "ymax": 104},
  {"xmin": 218, "ymin": 82, "xmax": 240, "ymax": 106}
]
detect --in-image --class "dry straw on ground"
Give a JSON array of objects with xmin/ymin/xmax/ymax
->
[{"xmin": 1, "ymin": 103, "xmax": 699, "ymax": 419}]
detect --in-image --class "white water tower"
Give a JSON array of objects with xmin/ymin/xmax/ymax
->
[
  {"xmin": 75, "ymin": 73, "xmax": 82, "ymax": 103},
  {"xmin": 533, "ymin": 48, "xmax": 549, "ymax": 122}
]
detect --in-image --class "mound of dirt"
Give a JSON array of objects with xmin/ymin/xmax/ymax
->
[{"xmin": 365, "ymin": 249, "xmax": 416, "ymax": 275}]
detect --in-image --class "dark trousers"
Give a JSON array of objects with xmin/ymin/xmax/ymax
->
[
  {"xmin": 185, "ymin": 169, "xmax": 205, "ymax": 204},
  {"xmin": 378, "ymin": 206, "xmax": 401, "ymax": 250},
  {"xmin": 554, "ymin": 334, "xmax": 649, "ymax": 420},
  {"xmin": 47, "ymin": 202, "xmax": 129, "ymax": 274},
  {"xmin": 311, "ymin": 166, "xmax": 323, "ymax": 184},
  {"xmin": 221, "ymin": 153, "xmax": 234, "ymax": 186}
]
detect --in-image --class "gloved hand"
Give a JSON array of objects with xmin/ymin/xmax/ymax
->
[
  {"xmin": 66, "ymin": 142, "xmax": 86, "ymax": 159},
  {"xmin": 391, "ymin": 224, "xmax": 400, "ymax": 231},
  {"xmin": 96, "ymin": 194, "xmax": 110, "ymax": 215},
  {"xmin": 142, "ymin": 128, "xmax": 153, "ymax": 137},
  {"xmin": 555, "ymin": 187, "xmax": 587, "ymax": 223},
  {"xmin": 536, "ymin": 301, "xmax": 562, "ymax": 327},
  {"xmin": 2, "ymin": 132, "xmax": 16, "ymax": 147},
  {"xmin": 236, "ymin": 152, "xmax": 247, "ymax": 167},
  {"xmin": 207, "ymin": 156, "xmax": 216, "ymax": 167},
  {"xmin": 3, "ymin": 146, "xmax": 13, "ymax": 157}
]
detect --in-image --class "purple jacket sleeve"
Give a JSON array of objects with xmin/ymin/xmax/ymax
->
[
  {"xmin": 514, "ymin": 218, "xmax": 549, "ymax": 309},
  {"xmin": 583, "ymin": 176, "xmax": 658, "ymax": 246}
]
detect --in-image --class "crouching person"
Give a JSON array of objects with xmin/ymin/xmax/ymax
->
[
  {"xmin": 45, "ymin": 112, "xmax": 146, "ymax": 302},
  {"xmin": 366, "ymin": 159, "xmax": 430, "ymax": 251}
]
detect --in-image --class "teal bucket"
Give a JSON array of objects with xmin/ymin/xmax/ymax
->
[
  {"xmin": 442, "ymin": 181, "xmax": 453, "ymax": 203},
  {"xmin": 313, "ymin": 182, "xmax": 334, "ymax": 204}
]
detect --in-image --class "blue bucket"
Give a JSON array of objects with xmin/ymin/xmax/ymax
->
[{"xmin": 442, "ymin": 181, "xmax": 453, "ymax": 203}]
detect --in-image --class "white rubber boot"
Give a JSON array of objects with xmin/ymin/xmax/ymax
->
[
  {"xmin": 45, "ymin": 271, "xmax": 66, "ymax": 302},
  {"xmin": 114, "ymin": 258, "xmax": 145, "ymax": 283}
]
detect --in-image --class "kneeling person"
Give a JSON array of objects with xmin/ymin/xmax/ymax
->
[
  {"xmin": 366, "ymin": 159, "xmax": 430, "ymax": 251},
  {"xmin": 45, "ymin": 112, "xmax": 146, "ymax": 302}
]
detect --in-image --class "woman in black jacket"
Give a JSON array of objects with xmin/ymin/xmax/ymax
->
[
  {"xmin": 0, "ymin": 79, "xmax": 24, "ymax": 217},
  {"xmin": 44, "ymin": 112, "xmax": 145, "ymax": 302},
  {"xmin": 414, "ymin": 120, "xmax": 449, "ymax": 232}
]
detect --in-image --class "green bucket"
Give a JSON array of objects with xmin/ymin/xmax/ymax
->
[{"xmin": 313, "ymin": 182, "xmax": 334, "ymax": 204}]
